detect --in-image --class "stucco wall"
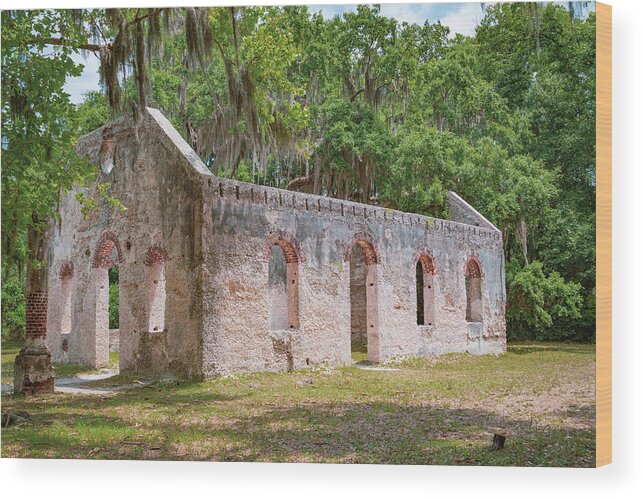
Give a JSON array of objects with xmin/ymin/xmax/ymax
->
[
  {"xmin": 200, "ymin": 175, "xmax": 506, "ymax": 377},
  {"xmin": 46, "ymin": 107, "xmax": 506, "ymax": 380},
  {"xmin": 47, "ymin": 109, "xmax": 208, "ymax": 378},
  {"xmin": 447, "ymin": 191, "xmax": 498, "ymax": 231}
]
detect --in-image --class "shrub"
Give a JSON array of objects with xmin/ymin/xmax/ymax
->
[{"xmin": 1, "ymin": 272, "xmax": 26, "ymax": 341}]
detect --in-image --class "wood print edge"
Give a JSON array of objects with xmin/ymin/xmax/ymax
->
[{"xmin": 596, "ymin": 1, "xmax": 612, "ymax": 468}]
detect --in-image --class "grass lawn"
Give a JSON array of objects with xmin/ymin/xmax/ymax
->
[
  {"xmin": 0, "ymin": 342, "xmax": 595, "ymax": 466},
  {"xmin": 1, "ymin": 342, "xmax": 21, "ymax": 385}
]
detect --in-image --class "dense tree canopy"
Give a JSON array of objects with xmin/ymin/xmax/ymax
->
[{"xmin": 1, "ymin": 3, "xmax": 596, "ymax": 342}]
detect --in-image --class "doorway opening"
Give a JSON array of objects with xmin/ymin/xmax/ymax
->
[{"xmin": 349, "ymin": 240, "xmax": 379, "ymax": 363}]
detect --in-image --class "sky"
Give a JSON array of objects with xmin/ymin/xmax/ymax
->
[
  {"xmin": 310, "ymin": 2, "xmax": 487, "ymax": 33},
  {"xmin": 62, "ymin": 1, "xmax": 595, "ymax": 104}
]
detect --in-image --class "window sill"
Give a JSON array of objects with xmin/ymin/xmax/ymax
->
[
  {"xmin": 467, "ymin": 322, "xmax": 483, "ymax": 339},
  {"xmin": 417, "ymin": 325, "xmax": 435, "ymax": 335}
]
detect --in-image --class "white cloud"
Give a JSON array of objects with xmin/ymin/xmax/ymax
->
[
  {"xmin": 437, "ymin": 2, "xmax": 487, "ymax": 37},
  {"xmin": 379, "ymin": 4, "xmax": 436, "ymax": 24},
  {"xmin": 314, "ymin": 3, "xmax": 489, "ymax": 37},
  {"xmin": 64, "ymin": 51, "xmax": 101, "ymax": 104}
]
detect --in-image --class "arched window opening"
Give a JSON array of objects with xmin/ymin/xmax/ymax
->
[
  {"xmin": 92, "ymin": 232, "xmax": 123, "ymax": 368},
  {"xmin": 56, "ymin": 261, "xmax": 74, "ymax": 361},
  {"xmin": 268, "ymin": 241, "xmax": 299, "ymax": 331},
  {"xmin": 465, "ymin": 258, "xmax": 483, "ymax": 322},
  {"xmin": 145, "ymin": 246, "xmax": 166, "ymax": 333},
  {"xmin": 109, "ymin": 265, "xmax": 119, "ymax": 331},
  {"xmin": 60, "ymin": 276, "xmax": 72, "ymax": 333},
  {"xmin": 349, "ymin": 240, "xmax": 379, "ymax": 363},
  {"xmin": 59, "ymin": 262, "xmax": 74, "ymax": 334},
  {"xmin": 416, "ymin": 254, "xmax": 436, "ymax": 326}
]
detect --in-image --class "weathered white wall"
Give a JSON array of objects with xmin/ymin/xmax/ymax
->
[
  {"xmin": 200, "ymin": 176, "xmax": 506, "ymax": 376},
  {"xmin": 47, "ymin": 108, "xmax": 506, "ymax": 380},
  {"xmin": 47, "ymin": 109, "xmax": 209, "ymax": 377}
]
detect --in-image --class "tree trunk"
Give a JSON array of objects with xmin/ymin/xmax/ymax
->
[
  {"xmin": 313, "ymin": 154, "xmax": 321, "ymax": 195},
  {"xmin": 533, "ymin": 2, "xmax": 541, "ymax": 62},
  {"xmin": 515, "ymin": 218, "xmax": 529, "ymax": 265},
  {"xmin": 134, "ymin": 13, "xmax": 147, "ymax": 108},
  {"xmin": 568, "ymin": 1, "xmax": 578, "ymax": 42},
  {"xmin": 13, "ymin": 213, "xmax": 55, "ymax": 396}
]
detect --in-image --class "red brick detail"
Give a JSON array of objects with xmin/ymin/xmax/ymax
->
[
  {"xmin": 92, "ymin": 231, "xmax": 123, "ymax": 268},
  {"xmin": 144, "ymin": 244, "xmax": 167, "ymax": 266},
  {"xmin": 415, "ymin": 250, "xmax": 437, "ymax": 275},
  {"xmin": 25, "ymin": 290, "xmax": 48, "ymax": 340},
  {"xmin": 59, "ymin": 260, "xmax": 74, "ymax": 279},
  {"xmin": 344, "ymin": 231, "xmax": 380, "ymax": 265},
  {"xmin": 264, "ymin": 230, "xmax": 302, "ymax": 263},
  {"xmin": 465, "ymin": 256, "xmax": 483, "ymax": 278}
]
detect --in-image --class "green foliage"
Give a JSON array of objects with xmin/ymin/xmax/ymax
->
[
  {"xmin": 109, "ymin": 267, "xmax": 119, "ymax": 330},
  {"xmin": 507, "ymin": 261, "xmax": 583, "ymax": 341},
  {"xmin": 380, "ymin": 126, "xmax": 459, "ymax": 216},
  {"xmin": 75, "ymin": 91, "xmax": 111, "ymax": 136},
  {"xmin": 2, "ymin": 4, "xmax": 597, "ymax": 343},
  {"xmin": 1, "ymin": 9, "xmax": 98, "ymax": 287},
  {"xmin": 1, "ymin": 271, "xmax": 26, "ymax": 341},
  {"xmin": 75, "ymin": 182, "xmax": 127, "ymax": 219}
]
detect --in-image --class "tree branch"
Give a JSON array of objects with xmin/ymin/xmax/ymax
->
[
  {"xmin": 29, "ymin": 37, "xmax": 110, "ymax": 52},
  {"xmin": 350, "ymin": 88, "xmax": 365, "ymax": 102},
  {"xmin": 135, "ymin": 8, "xmax": 164, "ymax": 23}
]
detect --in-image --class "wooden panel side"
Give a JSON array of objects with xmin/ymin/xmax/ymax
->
[{"xmin": 596, "ymin": 1, "xmax": 612, "ymax": 468}]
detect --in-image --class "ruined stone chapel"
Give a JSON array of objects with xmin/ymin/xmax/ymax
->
[{"xmin": 45, "ymin": 108, "xmax": 506, "ymax": 379}]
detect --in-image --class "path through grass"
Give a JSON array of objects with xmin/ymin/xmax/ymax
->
[{"xmin": 1, "ymin": 343, "xmax": 119, "ymax": 386}]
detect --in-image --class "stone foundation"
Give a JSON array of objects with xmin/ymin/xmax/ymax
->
[{"xmin": 13, "ymin": 346, "xmax": 55, "ymax": 395}]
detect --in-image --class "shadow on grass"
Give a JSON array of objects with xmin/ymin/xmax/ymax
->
[
  {"xmin": 2, "ymin": 340, "xmax": 596, "ymax": 465},
  {"xmin": 208, "ymin": 402, "xmax": 595, "ymax": 466},
  {"xmin": 351, "ymin": 342, "xmax": 373, "ymax": 366},
  {"xmin": 2, "ymin": 387, "xmax": 596, "ymax": 466},
  {"xmin": 507, "ymin": 343, "xmax": 595, "ymax": 356},
  {"xmin": 54, "ymin": 363, "xmax": 98, "ymax": 378}
]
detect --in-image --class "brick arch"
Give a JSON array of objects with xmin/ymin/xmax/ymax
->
[
  {"xmin": 465, "ymin": 256, "xmax": 483, "ymax": 278},
  {"xmin": 415, "ymin": 250, "xmax": 437, "ymax": 275},
  {"xmin": 59, "ymin": 260, "xmax": 75, "ymax": 279},
  {"xmin": 264, "ymin": 230, "xmax": 302, "ymax": 264},
  {"xmin": 92, "ymin": 231, "xmax": 123, "ymax": 268},
  {"xmin": 144, "ymin": 244, "xmax": 167, "ymax": 266},
  {"xmin": 344, "ymin": 231, "xmax": 380, "ymax": 265}
]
